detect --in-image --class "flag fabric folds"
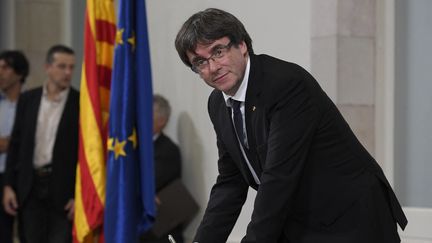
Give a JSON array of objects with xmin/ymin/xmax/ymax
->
[
  {"xmin": 73, "ymin": 0, "xmax": 116, "ymax": 242},
  {"xmin": 105, "ymin": 0, "xmax": 156, "ymax": 242}
]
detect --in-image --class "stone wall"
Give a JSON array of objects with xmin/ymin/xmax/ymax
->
[
  {"xmin": 311, "ymin": 0, "xmax": 376, "ymax": 156},
  {"xmin": 14, "ymin": 0, "xmax": 66, "ymax": 89}
]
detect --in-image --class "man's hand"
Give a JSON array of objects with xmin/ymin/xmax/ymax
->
[
  {"xmin": 155, "ymin": 195, "xmax": 161, "ymax": 206},
  {"xmin": 3, "ymin": 186, "xmax": 18, "ymax": 216},
  {"xmin": 0, "ymin": 137, "xmax": 10, "ymax": 153},
  {"xmin": 64, "ymin": 199, "xmax": 74, "ymax": 221}
]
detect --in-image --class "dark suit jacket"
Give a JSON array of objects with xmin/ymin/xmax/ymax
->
[
  {"xmin": 154, "ymin": 133, "xmax": 181, "ymax": 192},
  {"xmin": 4, "ymin": 87, "xmax": 79, "ymax": 210},
  {"xmin": 194, "ymin": 54, "xmax": 407, "ymax": 243}
]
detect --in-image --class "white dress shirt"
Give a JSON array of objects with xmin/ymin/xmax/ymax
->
[
  {"xmin": 223, "ymin": 57, "xmax": 260, "ymax": 185},
  {"xmin": 33, "ymin": 85, "xmax": 70, "ymax": 168}
]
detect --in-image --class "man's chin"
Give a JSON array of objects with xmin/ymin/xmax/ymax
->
[{"xmin": 61, "ymin": 82, "xmax": 71, "ymax": 89}]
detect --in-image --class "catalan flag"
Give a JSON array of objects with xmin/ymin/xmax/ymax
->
[
  {"xmin": 105, "ymin": 0, "xmax": 155, "ymax": 242},
  {"xmin": 73, "ymin": 0, "xmax": 116, "ymax": 242}
]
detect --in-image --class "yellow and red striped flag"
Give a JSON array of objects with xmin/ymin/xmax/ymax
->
[{"xmin": 73, "ymin": 0, "xmax": 116, "ymax": 242}]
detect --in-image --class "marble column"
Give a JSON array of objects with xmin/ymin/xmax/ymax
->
[
  {"xmin": 14, "ymin": 0, "xmax": 66, "ymax": 89},
  {"xmin": 311, "ymin": 0, "xmax": 376, "ymax": 156}
]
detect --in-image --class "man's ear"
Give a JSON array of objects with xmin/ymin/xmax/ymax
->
[{"xmin": 239, "ymin": 41, "xmax": 248, "ymax": 55}]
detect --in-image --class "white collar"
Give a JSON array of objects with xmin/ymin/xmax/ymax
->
[
  {"xmin": 42, "ymin": 83, "xmax": 70, "ymax": 103},
  {"xmin": 223, "ymin": 57, "xmax": 250, "ymax": 107}
]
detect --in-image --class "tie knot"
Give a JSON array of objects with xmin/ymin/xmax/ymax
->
[{"xmin": 230, "ymin": 98, "xmax": 241, "ymax": 109}]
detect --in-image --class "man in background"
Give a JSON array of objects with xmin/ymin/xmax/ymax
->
[
  {"xmin": 141, "ymin": 94, "xmax": 183, "ymax": 243},
  {"xmin": 0, "ymin": 50, "xmax": 29, "ymax": 243},
  {"xmin": 2, "ymin": 44, "xmax": 79, "ymax": 243}
]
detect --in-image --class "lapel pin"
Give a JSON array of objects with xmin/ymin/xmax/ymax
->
[{"xmin": 252, "ymin": 106, "xmax": 256, "ymax": 112}]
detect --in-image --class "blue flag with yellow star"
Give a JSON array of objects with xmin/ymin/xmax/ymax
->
[{"xmin": 105, "ymin": 0, "xmax": 155, "ymax": 242}]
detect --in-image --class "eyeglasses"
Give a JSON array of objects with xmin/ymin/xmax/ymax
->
[{"xmin": 191, "ymin": 42, "xmax": 233, "ymax": 73}]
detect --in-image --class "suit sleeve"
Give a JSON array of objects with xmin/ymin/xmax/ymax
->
[
  {"xmin": 194, "ymin": 137, "xmax": 249, "ymax": 243},
  {"xmin": 155, "ymin": 138, "xmax": 182, "ymax": 192},
  {"xmin": 242, "ymin": 69, "xmax": 322, "ymax": 242},
  {"xmin": 193, "ymin": 95, "xmax": 249, "ymax": 243}
]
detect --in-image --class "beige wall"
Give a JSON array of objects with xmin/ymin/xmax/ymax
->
[
  {"xmin": 12, "ymin": 0, "xmax": 68, "ymax": 90},
  {"xmin": 311, "ymin": 0, "xmax": 376, "ymax": 157}
]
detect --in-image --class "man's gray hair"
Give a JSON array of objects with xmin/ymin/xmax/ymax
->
[{"xmin": 153, "ymin": 94, "xmax": 171, "ymax": 120}]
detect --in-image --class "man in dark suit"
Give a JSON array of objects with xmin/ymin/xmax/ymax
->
[
  {"xmin": 175, "ymin": 8, "xmax": 407, "ymax": 243},
  {"xmin": 141, "ymin": 94, "xmax": 183, "ymax": 243},
  {"xmin": 2, "ymin": 45, "xmax": 79, "ymax": 243}
]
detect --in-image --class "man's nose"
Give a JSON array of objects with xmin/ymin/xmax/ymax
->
[
  {"xmin": 65, "ymin": 67, "xmax": 73, "ymax": 76},
  {"xmin": 207, "ymin": 58, "xmax": 220, "ymax": 72}
]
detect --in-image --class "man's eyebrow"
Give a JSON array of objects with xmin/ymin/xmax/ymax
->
[
  {"xmin": 191, "ymin": 43, "xmax": 227, "ymax": 63},
  {"xmin": 191, "ymin": 56, "xmax": 205, "ymax": 63},
  {"xmin": 193, "ymin": 44, "xmax": 225, "ymax": 60},
  {"xmin": 209, "ymin": 44, "xmax": 226, "ymax": 52}
]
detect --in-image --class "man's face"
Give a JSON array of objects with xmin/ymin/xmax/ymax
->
[
  {"xmin": 186, "ymin": 37, "xmax": 248, "ymax": 96},
  {"xmin": 45, "ymin": 53, "xmax": 75, "ymax": 90},
  {"xmin": 153, "ymin": 105, "xmax": 166, "ymax": 135},
  {"xmin": 0, "ymin": 59, "xmax": 22, "ymax": 92}
]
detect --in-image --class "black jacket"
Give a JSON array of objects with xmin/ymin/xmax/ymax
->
[
  {"xmin": 4, "ymin": 87, "xmax": 79, "ymax": 209},
  {"xmin": 194, "ymin": 54, "xmax": 407, "ymax": 243}
]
